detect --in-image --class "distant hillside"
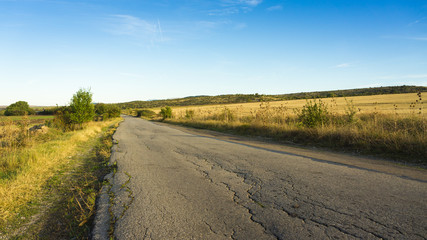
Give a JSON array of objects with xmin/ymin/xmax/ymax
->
[{"xmin": 116, "ymin": 85, "xmax": 427, "ymax": 109}]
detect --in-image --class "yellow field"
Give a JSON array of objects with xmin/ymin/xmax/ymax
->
[
  {"xmin": 148, "ymin": 92, "xmax": 426, "ymax": 162},
  {"xmin": 155, "ymin": 92, "xmax": 425, "ymax": 118}
]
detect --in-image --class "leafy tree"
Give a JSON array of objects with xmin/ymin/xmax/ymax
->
[
  {"xmin": 4, "ymin": 101, "xmax": 35, "ymax": 116},
  {"xmin": 69, "ymin": 89, "xmax": 95, "ymax": 125}
]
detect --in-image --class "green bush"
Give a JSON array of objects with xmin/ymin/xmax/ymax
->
[
  {"xmin": 297, "ymin": 99, "xmax": 329, "ymax": 128},
  {"xmin": 344, "ymin": 98, "xmax": 357, "ymax": 123},
  {"xmin": 95, "ymin": 104, "xmax": 121, "ymax": 120},
  {"xmin": 51, "ymin": 106, "xmax": 74, "ymax": 131},
  {"xmin": 4, "ymin": 101, "xmax": 35, "ymax": 116},
  {"xmin": 160, "ymin": 106, "xmax": 172, "ymax": 120},
  {"xmin": 37, "ymin": 107, "xmax": 57, "ymax": 115},
  {"xmin": 137, "ymin": 109, "xmax": 156, "ymax": 118}
]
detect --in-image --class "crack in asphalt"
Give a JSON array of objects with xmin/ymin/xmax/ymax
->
[
  {"xmin": 174, "ymin": 144, "xmax": 412, "ymax": 239},
  {"xmin": 173, "ymin": 148, "xmax": 278, "ymax": 239},
  {"xmin": 100, "ymin": 117, "xmax": 427, "ymax": 239}
]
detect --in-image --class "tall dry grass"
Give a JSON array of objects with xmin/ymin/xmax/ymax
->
[
  {"xmin": 0, "ymin": 120, "xmax": 116, "ymax": 223},
  {"xmin": 165, "ymin": 93, "xmax": 426, "ymax": 163}
]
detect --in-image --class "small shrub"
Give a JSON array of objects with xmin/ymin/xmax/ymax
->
[
  {"xmin": 52, "ymin": 106, "xmax": 75, "ymax": 131},
  {"xmin": 37, "ymin": 108, "xmax": 57, "ymax": 116},
  {"xmin": 95, "ymin": 104, "xmax": 121, "ymax": 120},
  {"xmin": 160, "ymin": 106, "xmax": 173, "ymax": 120},
  {"xmin": 344, "ymin": 98, "xmax": 357, "ymax": 123},
  {"xmin": 297, "ymin": 99, "xmax": 329, "ymax": 128},
  {"xmin": 137, "ymin": 109, "xmax": 156, "ymax": 118},
  {"xmin": 185, "ymin": 109, "xmax": 195, "ymax": 119},
  {"xmin": 210, "ymin": 107, "xmax": 236, "ymax": 122}
]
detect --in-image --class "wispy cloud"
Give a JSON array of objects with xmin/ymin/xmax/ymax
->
[
  {"xmin": 208, "ymin": 8, "xmax": 240, "ymax": 16},
  {"xmin": 196, "ymin": 20, "xmax": 230, "ymax": 29},
  {"xmin": 208, "ymin": 0, "xmax": 262, "ymax": 16},
  {"xmin": 408, "ymin": 17, "xmax": 426, "ymax": 26},
  {"xmin": 333, "ymin": 63, "xmax": 351, "ymax": 68},
  {"xmin": 266, "ymin": 5, "xmax": 282, "ymax": 11},
  {"xmin": 105, "ymin": 15, "xmax": 165, "ymax": 43},
  {"xmin": 195, "ymin": 20, "xmax": 246, "ymax": 31},
  {"xmin": 221, "ymin": 0, "xmax": 263, "ymax": 7}
]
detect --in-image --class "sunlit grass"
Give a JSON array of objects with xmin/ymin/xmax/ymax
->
[
  {"xmin": 0, "ymin": 115, "xmax": 54, "ymax": 122},
  {"xmin": 159, "ymin": 92, "xmax": 426, "ymax": 162},
  {"xmin": 164, "ymin": 92, "xmax": 426, "ymax": 118},
  {"xmin": 0, "ymin": 120, "xmax": 118, "ymax": 223}
]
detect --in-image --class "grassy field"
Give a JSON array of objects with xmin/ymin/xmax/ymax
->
[
  {"xmin": 142, "ymin": 92, "xmax": 426, "ymax": 163},
  {"xmin": 164, "ymin": 92, "xmax": 426, "ymax": 118},
  {"xmin": 0, "ymin": 117, "xmax": 121, "ymax": 239}
]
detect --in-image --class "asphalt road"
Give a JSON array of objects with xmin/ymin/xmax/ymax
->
[{"xmin": 94, "ymin": 116, "xmax": 427, "ymax": 239}]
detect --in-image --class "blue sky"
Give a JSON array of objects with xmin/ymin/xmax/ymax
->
[{"xmin": 1, "ymin": 0, "xmax": 426, "ymax": 106}]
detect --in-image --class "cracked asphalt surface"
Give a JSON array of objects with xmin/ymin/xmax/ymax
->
[{"xmin": 106, "ymin": 116, "xmax": 427, "ymax": 239}]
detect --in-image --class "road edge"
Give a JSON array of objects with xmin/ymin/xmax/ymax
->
[{"xmin": 154, "ymin": 120, "xmax": 427, "ymax": 182}]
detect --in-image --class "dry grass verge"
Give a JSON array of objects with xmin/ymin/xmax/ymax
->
[
  {"xmin": 165, "ymin": 116, "xmax": 426, "ymax": 164},
  {"xmin": 0, "ymin": 118, "xmax": 121, "ymax": 239},
  {"xmin": 161, "ymin": 93, "xmax": 426, "ymax": 165}
]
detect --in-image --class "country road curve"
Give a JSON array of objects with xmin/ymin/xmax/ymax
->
[{"xmin": 94, "ymin": 115, "xmax": 427, "ymax": 240}]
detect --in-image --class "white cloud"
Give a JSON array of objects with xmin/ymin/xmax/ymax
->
[
  {"xmin": 333, "ymin": 63, "xmax": 350, "ymax": 68},
  {"xmin": 243, "ymin": 0, "xmax": 262, "ymax": 6},
  {"xmin": 208, "ymin": 7, "xmax": 240, "ymax": 16},
  {"xmin": 408, "ymin": 17, "xmax": 426, "ymax": 26},
  {"xmin": 105, "ymin": 15, "xmax": 164, "ymax": 43},
  {"xmin": 209, "ymin": 0, "xmax": 262, "ymax": 15},
  {"xmin": 267, "ymin": 5, "xmax": 282, "ymax": 11},
  {"xmin": 222, "ymin": 0, "xmax": 263, "ymax": 6}
]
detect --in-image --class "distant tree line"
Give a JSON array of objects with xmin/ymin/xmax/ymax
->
[
  {"xmin": 3, "ymin": 101, "xmax": 35, "ymax": 116},
  {"xmin": 115, "ymin": 85, "xmax": 427, "ymax": 109},
  {"xmin": 2, "ymin": 89, "xmax": 121, "ymax": 131}
]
